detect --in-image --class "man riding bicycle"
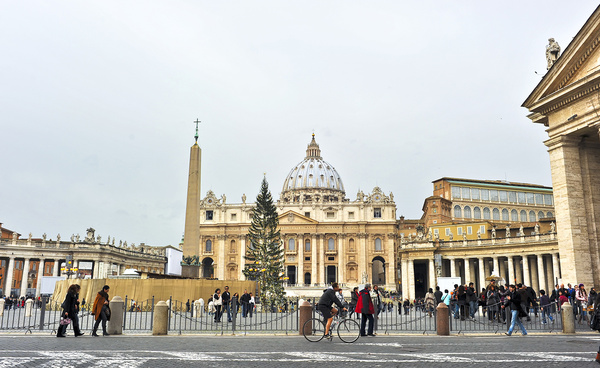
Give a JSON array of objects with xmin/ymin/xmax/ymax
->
[{"xmin": 318, "ymin": 282, "xmax": 347, "ymax": 339}]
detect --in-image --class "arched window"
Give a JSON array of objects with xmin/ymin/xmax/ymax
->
[
  {"xmin": 529, "ymin": 211, "xmax": 536, "ymax": 222},
  {"xmin": 483, "ymin": 207, "xmax": 491, "ymax": 220},
  {"xmin": 454, "ymin": 205, "xmax": 462, "ymax": 218},
  {"xmin": 205, "ymin": 239, "xmax": 212, "ymax": 252},
  {"xmin": 230, "ymin": 240, "xmax": 236, "ymax": 253},
  {"xmin": 474, "ymin": 207, "xmax": 481, "ymax": 219},
  {"xmin": 511, "ymin": 209, "xmax": 518, "ymax": 222},
  {"xmin": 349, "ymin": 238, "xmax": 355, "ymax": 252},
  {"xmin": 520, "ymin": 210, "xmax": 527, "ymax": 222},
  {"xmin": 328, "ymin": 238, "xmax": 335, "ymax": 251},
  {"xmin": 492, "ymin": 208, "xmax": 500, "ymax": 220},
  {"xmin": 304, "ymin": 239, "xmax": 311, "ymax": 252},
  {"xmin": 375, "ymin": 238, "xmax": 382, "ymax": 251},
  {"xmin": 538, "ymin": 211, "xmax": 545, "ymax": 219},
  {"xmin": 463, "ymin": 206, "xmax": 472, "ymax": 219},
  {"xmin": 288, "ymin": 238, "xmax": 295, "ymax": 251},
  {"xmin": 547, "ymin": 211, "xmax": 554, "ymax": 218},
  {"xmin": 502, "ymin": 209, "xmax": 509, "ymax": 221}
]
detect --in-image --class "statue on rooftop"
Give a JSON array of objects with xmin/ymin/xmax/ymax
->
[{"xmin": 546, "ymin": 38, "xmax": 561, "ymax": 70}]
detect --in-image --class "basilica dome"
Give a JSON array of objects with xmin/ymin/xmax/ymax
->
[{"xmin": 281, "ymin": 135, "xmax": 345, "ymax": 203}]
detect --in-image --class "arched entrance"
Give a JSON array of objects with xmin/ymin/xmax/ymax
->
[
  {"xmin": 304, "ymin": 272, "xmax": 311, "ymax": 285},
  {"xmin": 202, "ymin": 257, "xmax": 214, "ymax": 278},
  {"xmin": 372, "ymin": 256, "xmax": 386, "ymax": 285}
]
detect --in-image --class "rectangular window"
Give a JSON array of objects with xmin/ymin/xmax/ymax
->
[
  {"xmin": 374, "ymin": 208, "xmax": 382, "ymax": 218},
  {"xmin": 461, "ymin": 187, "xmax": 470, "ymax": 199},
  {"xmin": 544, "ymin": 194, "xmax": 553, "ymax": 206},
  {"xmin": 451, "ymin": 186, "xmax": 461, "ymax": 199},
  {"xmin": 433, "ymin": 220, "xmax": 437, "ymax": 224},
  {"xmin": 230, "ymin": 213, "xmax": 237, "ymax": 221},
  {"xmin": 304, "ymin": 212, "xmax": 310, "ymax": 218},
  {"xmin": 471, "ymin": 189, "xmax": 480, "ymax": 200},
  {"xmin": 527, "ymin": 192, "xmax": 535, "ymax": 204},
  {"xmin": 499, "ymin": 191, "xmax": 508, "ymax": 202},
  {"xmin": 481, "ymin": 189, "xmax": 489, "ymax": 201},
  {"xmin": 508, "ymin": 191, "xmax": 517, "ymax": 203},
  {"xmin": 433, "ymin": 229, "xmax": 439, "ymax": 236},
  {"xmin": 348, "ymin": 212, "xmax": 355, "ymax": 219},
  {"xmin": 535, "ymin": 193, "xmax": 543, "ymax": 205},
  {"xmin": 490, "ymin": 190, "xmax": 499, "ymax": 201},
  {"xmin": 480, "ymin": 225, "xmax": 485, "ymax": 234},
  {"xmin": 327, "ymin": 256, "xmax": 335, "ymax": 261},
  {"xmin": 518, "ymin": 192, "xmax": 526, "ymax": 204},
  {"xmin": 457, "ymin": 227, "xmax": 463, "ymax": 235},
  {"xmin": 305, "ymin": 257, "xmax": 310, "ymax": 261},
  {"xmin": 206, "ymin": 210, "xmax": 213, "ymax": 220},
  {"xmin": 326, "ymin": 212, "xmax": 335, "ymax": 219},
  {"xmin": 467, "ymin": 226, "xmax": 472, "ymax": 235},
  {"xmin": 445, "ymin": 228, "xmax": 451, "ymax": 236},
  {"xmin": 433, "ymin": 208, "xmax": 437, "ymax": 213}
]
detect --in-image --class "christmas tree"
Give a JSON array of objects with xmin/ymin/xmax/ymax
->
[{"xmin": 243, "ymin": 176, "xmax": 286, "ymax": 307}]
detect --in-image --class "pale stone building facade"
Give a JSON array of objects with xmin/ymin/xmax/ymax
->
[
  {"xmin": 523, "ymin": 5, "xmax": 600, "ymax": 288},
  {"xmin": 182, "ymin": 135, "xmax": 398, "ymax": 290}
]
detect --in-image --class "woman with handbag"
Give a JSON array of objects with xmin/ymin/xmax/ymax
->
[
  {"xmin": 213, "ymin": 288, "xmax": 222, "ymax": 322},
  {"xmin": 92, "ymin": 285, "xmax": 111, "ymax": 337},
  {"xmin": 57, "ymin": 284, "xmax": 83, "ymax": 337}
]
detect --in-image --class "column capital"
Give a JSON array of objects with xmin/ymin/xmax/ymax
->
[{"xmin": 544, "ymin": 135, "xmax": 581, "ymax": 151}]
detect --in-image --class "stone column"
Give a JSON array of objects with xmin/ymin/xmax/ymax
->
[
  {"xmin": 522, "ymin": 255, "xmax": 531, "ymax": 286},
  {"xmin": 217, "ymin": 235, "xmax": 226, "ymax": 280},
  {"xmin": 318, "ymin": 236, "xmax": 325, "ymax": 284},
  {"xmin": 20, "ymin": 258, "xmax": 30, "ymax": 297},
  {"xmin": 239, "ymin": 236, "xmax": 246, "ymax": 281},
  {"xmin": 449, "ymin": 257, "xmax": 456, "ymax": 278},
  {"xmin": 401, "ymin": 259, "xmax": 408, "ymax": 299},
  {"xmin": 337, "ymin": 236, "xmax": 345, "ymax": 284},
  {"xmin": 492, "ymin": 257, "xmax": 499, "ymax": 276},
  {"xmin": 507, "ymin": 256, "xmax": 515, "ymax": 285},
  {"xmin": 515, "ymin": 257, "xmax": 523, "ymax": 283},
  {"xmin": 499, "ymin": 258, "xmax": 507, "ymax": 282},
  {"xmin": 428, "ymin": 258, "xmax": 436, "ymax": 290},
  {"xmin": 3, "ymin": 257, "xmax": 15, "ymax": 297},
  {"xmin": 530, "ymin": 256, "xmax": 540, "ymax": 291},
  {"xmin": 386, "ymin": 235, "xmax": 395, "ymax": 288},
  {"xmin": 53, "ymin": 259, "xmax": 60, "ymax": 277},
  {"xmin": 552, "ymin": 253, "xmax": 561, "ymax": 285},
  {"xmin": 36, "ymin": 259, "xmax": 45, "ymax": 297},
  {"xmin": 311, "ymin": 235, "xmax": 317, "ymax": 285},
  {"xmin": 537, "ymin": 255, "xmax": 547, "ymax": 293},
  {"xmin": 408, "ymin": 259, "xmax": 415, "ymax": 300},
  {"xmin": 478, "ymin": 258, "xmax": 485, "ymax": 292},
  {"xmin": 298, "ymin": 235, "xmax": 304, "ymax": 285},
  {"xmin": 92, "ymin": 260, "xmax": 99, "ymax": 279},
  {"xmin": 464, "ymin": 258, "xmax": 471, "ymax": 285},
  {"xmin": 358, "ymin": 234, "xmax": 367, "ymax": 284}
]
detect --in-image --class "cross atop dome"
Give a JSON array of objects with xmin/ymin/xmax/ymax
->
[{"xmin": 306, "ymin": 133, "xmax": 322, "ymax": 159}]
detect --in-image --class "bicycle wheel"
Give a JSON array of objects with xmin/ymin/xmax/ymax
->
[
  {"xmin": 337, "ymin": 318, "xmax": 360, "ymax": 343},
  {"xmin": 303, "ymin": 318, "xmax": 325, "ymax": 342}
]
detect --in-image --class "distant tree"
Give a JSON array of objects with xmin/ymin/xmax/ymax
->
[{"xmin": 243, "ymin": 176, "xmax": 286, "ymax": 306}]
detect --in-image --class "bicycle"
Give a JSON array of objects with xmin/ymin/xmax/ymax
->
[{"xmin": 303, "ymin": 311, "xmax": 360, "ymax": 343}]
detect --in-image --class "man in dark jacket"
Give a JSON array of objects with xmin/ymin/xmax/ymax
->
[
  {"xmin": 349, "ymin": 287, "xmax": 359, "ymax": 319},
  {"xmin": 356, "ymin": 283, "xmax": 375, "ymax": 336},
  {"xmin": 434, "ymin": 286, "xmax": 443, "ymax": 306},
  {"xmin": 240, "ymin": 290, "xmax": 251, "ymax": 318},
  {"xmin": 467, "ymin": 283, "xmax": 478, "ymax": 319},
  {"xmin": 222, "ymin": 286, "xmax": 232, "ymax": 322},
  {"xmin": 318, "ymin": 282, "xmax": 347, "ymax": 339},
  {"xmin": 502, "ymin": 284, "xmax": 527, "ymax": 336}
]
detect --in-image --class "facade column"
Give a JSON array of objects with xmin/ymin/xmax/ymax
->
[
  {"xmin": 311, "ymin": 235, "xmax": 317, "ymax": 286},
  {"xmin": 92, "ymin": 260, "xmax": 99, "ymax": 279},
  {"xmin": 217, "ymin": 235, "xmax": 226, "ymax": 280},
  {"xmin": 499, "ymin": 258, "xmax": 507, "ymax": 282},
  {"xmin": 20, "ymin": 258, "xmax": 30, "ymax": 297},
  {"xmin": 386, "ymin": 235, "xmax": 395, "ymax": 288},
  {"xmin": 298, "ymin": 235, "xmax": 304, "ymax": 285},
  {"xmin": 407, "ymin": 259, "xmax": 415, "ymax": 301},
  {"xmin": 337, "ymin": 236, "xmax": 345, "ymax": 284},
  {"xmin": 523, "ymin": 255, "xmax": 531, "ymax": 286},
  {"xmin": 537, "ymin": 255, "xmax": 547, "ymax": 293},
  {"xmin": 358, "ymin": 234, "xmax": 367, "ymax": 284},
  {"xmin": 319, "ymin": 236, "xmax": 325, "ymax": 284},
  {"xmin": 36, "ymin": 259, "xmax": 45, "ymax": 297},
  {"xmin": 530, "ymin": 256, "xmax": 540, "ymax": 291},
  {"xmin": 4, "ymin": 257, "xmax": 15, "ymax": 297},
  {"xmin": 478, "ymin": 258, "xmax": 485, "ymax": 292},
  {"xmin": 515, "ymin": 257, "xmax": 523, "ymax": 283},
  {"xmin": 428, "ymin": 258, "xmax": 436, "ymax": 290},
  {"xmin": 449, "ymin": 257, "xmax": 456, "ymax": 278},
  {"xmin": 492, "ymin": 257, "xmax": 499, "ymax": 276},
  {"xmin": 53, "ymin": 259, "xmax": 60, "ymax": 277},
  {"xmin": 507, "ymin": 256, "xmax": 515, "ymax": 285},
  {"xmin": 464, "ymin": 258, "xmax": 471, "ymax": 285},
  {"xmin": 552, "ymin": 253, "xmax": 561, "ymax": 285},
  {"xmin": 401, "ymin": 259, "xmax": 408, "ymax": 299},
  {"xmin": 239, "ymin": 236, "xmax": 246, "ymax": 281}
]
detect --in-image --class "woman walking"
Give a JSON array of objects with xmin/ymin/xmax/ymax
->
[
  {"xmin": 213, "ymin": 288, "xmax": 222, "ymax": 322},
  {"xmin": 92, "ymin": 285, "xmax": 111, "ymax": 337},
  {"xmin": 57, "ymin": 284, "xmax": 83, "ymax": 337}
]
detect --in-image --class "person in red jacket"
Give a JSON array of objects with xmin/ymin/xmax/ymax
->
[{"xmin": 355, "ymin": 283, "xmax": 375, "ymax": 337}]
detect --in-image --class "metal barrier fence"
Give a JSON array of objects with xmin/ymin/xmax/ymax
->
[{"xmin": 0, "ymin": 297, "xmax": 592, "ymax": 335}]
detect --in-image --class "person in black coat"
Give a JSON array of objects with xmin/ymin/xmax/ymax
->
[
  {"xmin": 240, "ymin": 290, "xmax": 251, "ymax": 318},
  {"xmin": 502, "ymin": 284, "xmax": 527, "ymax": 336},
  {"xmin": 349, "ymin": 287, "xmax": 359, "ymax": 319},
  {"xmin": 57, "ymin": 284, "xmax": 83, "ymax": 337}
]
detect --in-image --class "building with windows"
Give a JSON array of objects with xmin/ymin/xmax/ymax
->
[{"xmin": 181, "ymin": 135, "xmax": 398, "ymax": 290}]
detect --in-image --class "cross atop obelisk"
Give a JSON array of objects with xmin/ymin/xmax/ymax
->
[{"xmin": 194, "ymin": 119, "xmax": 201, "ymax": 143}]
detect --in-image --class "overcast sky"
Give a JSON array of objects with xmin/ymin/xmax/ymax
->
[{"xmin": 2, "ymin": 1, "xmax": 598, "ymax": 246}]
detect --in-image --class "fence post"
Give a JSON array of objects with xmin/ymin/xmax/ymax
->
[
  {"xmin": 153, "ymin": 301, "xmax": 169, "ymax": 335},
  {"xmin": 107, "ymin": 296, "xmax": 124, "ymax": 335},
  {"xmin": 25, "ymin": 299, "xmax": 33, "ymax": 317},
  {"xmin": 167, "ymin": 296, "xmax": 172, "ymax": 331},
  {"xmin": 299, "ymin": 300, "xmax": 312, "ymax": 335},
  {"xmin": 39, "ymin": 297, "xmax": 46, "ymax": 331},
  {"xmin": 123, "ymin": 296, "xmax": 128, "ymax": 329},
  {"xmin": 562, "ymin": 303, "xmax": 575, "ymax": 334},
  {"xmin": 436, "ymin": 303, "xmax": 449, "ymax": 335}
]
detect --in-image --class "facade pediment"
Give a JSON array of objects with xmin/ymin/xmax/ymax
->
[
  {"xmin": 278, "ymin": 210, "xmax": 319, "ymax": 225},
  {"xmin": 523, "ymin": 5, "xmax": 600, "ymax": 117}
]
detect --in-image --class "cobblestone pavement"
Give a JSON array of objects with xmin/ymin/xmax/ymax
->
[{"xmin": 0, "ymin": 333, "xmax": 599, "ymax": 367}]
